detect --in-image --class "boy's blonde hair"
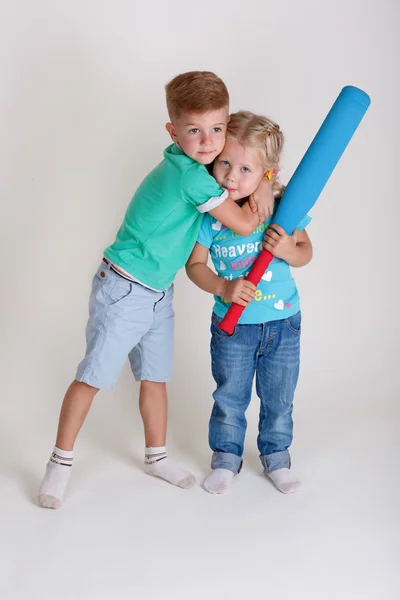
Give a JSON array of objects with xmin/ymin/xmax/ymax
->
[
  {"xmin": 227, "ymin": 111, "xmax": 285, "ymax": 197},
  {"xmin": 165, "ymin": 71, "xmax": 229, "ymax": 120}
]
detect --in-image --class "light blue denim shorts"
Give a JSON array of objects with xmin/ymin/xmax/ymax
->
[{"xmin": 75, "ymin": 260, "xmax": 174, "ymax": 389}]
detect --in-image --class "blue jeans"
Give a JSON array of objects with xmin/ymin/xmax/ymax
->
[{"xmin": 209, "ymin": 311, "xmax": 301, "ymax": 474}]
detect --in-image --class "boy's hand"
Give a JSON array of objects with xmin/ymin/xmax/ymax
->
[
  {"xmin": 249, "ymin": 177, "xmax": 274, "ymax": 223},
  {"xmin": 221, "ymin": 278, "xmax": 257, "ymax": 307},
  {"xmin": 263, "ymin": 225, "xmax": 299, "ymax": 263}
]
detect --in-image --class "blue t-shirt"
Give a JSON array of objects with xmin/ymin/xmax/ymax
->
[{"xmin": 197, "ymin": 206, "xmax": 311, "ymax": 325}]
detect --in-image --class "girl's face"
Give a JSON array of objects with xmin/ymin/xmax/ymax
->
[{"xmin": 213, "ymin": 138, "xmax": 265, "ymax": 201}]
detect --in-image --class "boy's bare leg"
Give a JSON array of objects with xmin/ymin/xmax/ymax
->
[
  {"xmin": 140, "ymin": 381, "xmax": 195, "ymax": 489},
  {"xmin": 38, "ymin": 381, "xmax": 98, "ymax": 509},
  {"xmin": 139, "ymin": 381, "xmax": 167, "ymax": 447},
  {"xmin": 56, "ymin": 381, "xmax": 98, "ymax": 449}
]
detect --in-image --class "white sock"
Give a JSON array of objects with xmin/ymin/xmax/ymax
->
[
  {"xmin": 202, "ymin": 468, "xmax": 234, "ymax": 495},
  {"xmin": 267, "ymin": 468, "xmax": 301, "ymax": 494},
  {"xmin": 144, "ymin": 446, "xmax": 195, "ymax": 489},
  {"xmin": 38, "ymin": 446, "xmax": 74, "ymax": 509}
]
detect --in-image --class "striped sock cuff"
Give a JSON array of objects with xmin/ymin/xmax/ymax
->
[
  {"xmin": 50, "ymin": 446, "xmax": 74, "ymax": 467},
  {"xmin": 145, "ymin": 446, "xmax": 167, "ymax": 465}
]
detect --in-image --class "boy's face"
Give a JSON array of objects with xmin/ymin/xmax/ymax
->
[
  {"xmin": 213, "ymin": 138, "xmax": 265, "ymax": 201},
  {"xmin": 166, "ymin": 107, "xmax": 228, "ymax": 165}
]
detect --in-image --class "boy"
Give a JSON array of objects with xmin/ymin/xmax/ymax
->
[{"xmin": 39, "ymin": 71, "xmax": 272, "ymax": 509}]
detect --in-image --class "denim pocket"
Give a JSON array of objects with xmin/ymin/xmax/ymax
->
[
  {"xmin": 210, "ymin": 313, "xmax": 237, "ymax": 343},
  {"xmin": 284, "ymin": 311, "xmax": 301, "ymax": 335}
]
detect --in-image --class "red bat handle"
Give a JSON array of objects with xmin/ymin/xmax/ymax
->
[{"xmin": 218, "ymin": 249, "xmax": 274, "ymax": 334}]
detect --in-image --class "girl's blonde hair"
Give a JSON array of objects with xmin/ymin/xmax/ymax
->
[{"xmin": 227, "ymin": 111, "xmax": 285, "ymax": 198}]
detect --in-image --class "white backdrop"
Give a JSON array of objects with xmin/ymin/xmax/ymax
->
[{"xmin": 1, "ymin": 1, "xmax": 398, "ymax": 599}]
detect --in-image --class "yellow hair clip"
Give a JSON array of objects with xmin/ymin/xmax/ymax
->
[{"xmin": 264, "ymin": 168, "xmax": 280, "ymax": 180}]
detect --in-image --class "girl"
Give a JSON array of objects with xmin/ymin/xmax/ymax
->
[{"xmin": 186, "ymin": 111, "xmax": 313, "ymax": 495}]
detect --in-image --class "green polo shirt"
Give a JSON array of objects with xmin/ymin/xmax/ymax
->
[{"xmin": 104, "ymin": 144, "xmax": 227, "ymax": 290}]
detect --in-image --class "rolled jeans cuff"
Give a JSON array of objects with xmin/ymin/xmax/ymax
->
[
  {"xmin": 211, "ymin": 451, "xmax": 242, "ymax": 475},
  {"xmin": 261, "ymin": 450, "xmax": 291, "ymax": 474}
]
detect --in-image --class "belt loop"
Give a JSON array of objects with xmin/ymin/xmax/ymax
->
[{"xmin": 102, "ymin": 257, "xmax": 111, "ymax": 270}]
